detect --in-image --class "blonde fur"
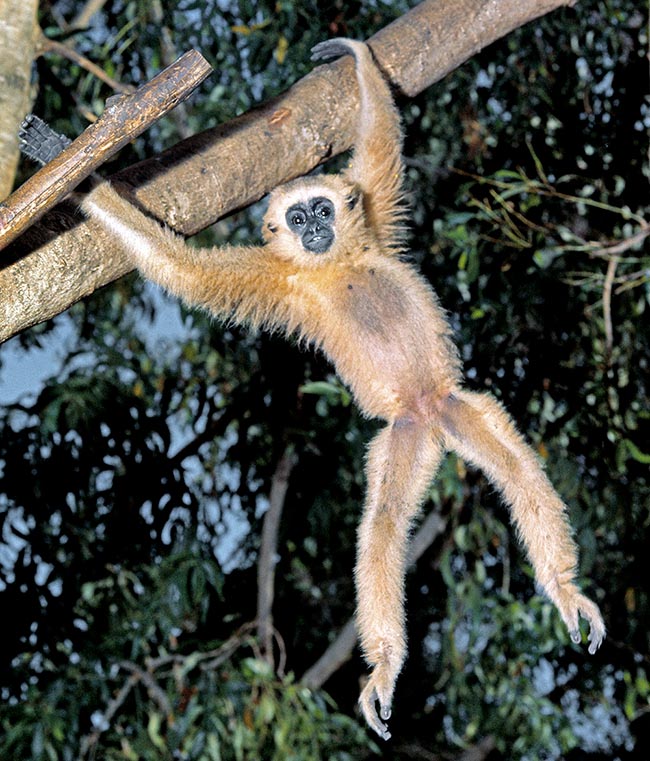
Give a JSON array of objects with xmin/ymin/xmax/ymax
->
[{"xmin": 82, "ymin": 38, "xmax": 604, "ymax": 740}]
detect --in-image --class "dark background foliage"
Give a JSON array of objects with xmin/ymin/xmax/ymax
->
[{"xmin": 0, "ymin": 1, "xmax": 648, "ymax": 759}]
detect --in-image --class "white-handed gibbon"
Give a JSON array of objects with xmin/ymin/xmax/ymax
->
[{"xmin": 24, "ymin": 38, "xmax": 605, "ymax": 740}]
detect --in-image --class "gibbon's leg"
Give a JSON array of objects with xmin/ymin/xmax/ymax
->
[
  {"xmin": 311, "ymin": 39, "xmax": 406, "ymax": 249},
  {"xmin": 437, "ymin": 390, "xmax": 605, "ymax": 652},
  {"xmin": 356, "ymin": 419, "xmax": 444, "ymax": 740}
]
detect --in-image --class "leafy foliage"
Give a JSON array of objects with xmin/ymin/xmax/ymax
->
[{"xmin": 1, "ymin": 0, "xmax": 648, "ymax": 759}]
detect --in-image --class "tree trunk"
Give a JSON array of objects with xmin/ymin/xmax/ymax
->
[{"xmin": 0, "ymin": 0, "xmax": 38, "ymax": 199}]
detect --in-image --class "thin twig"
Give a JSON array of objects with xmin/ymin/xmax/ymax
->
[
  {"xmin": 273, "ymin": 626, "xmax": 288, "ymax": 678},
  {"xmin": 587, "ymin": 223, "xmax": 650, "ymax": 259},
  {"xmin": 119, "ymin": 661, "xmax": 173, "ymax": 717},
  {"xmin": 79, "ymin": 673, "xmax": 139, "ymax": 759},
  {"xmin": 199, "ymin": 621, "xmax": 259, "ymax": 671},
  {"xmin": 602, "ymin": 254, "xmax": 619, "ymax": 360},
  {"xmin": 69, "ymin": 0, "xmax": 108, "ymax": 31},
  {"xmin": 143, "ymin": 620, "xmax": 257, "ymax": 673},
  {"xmin": 36, "ymin": 31, "xmax": 134, "ymax": 94}
]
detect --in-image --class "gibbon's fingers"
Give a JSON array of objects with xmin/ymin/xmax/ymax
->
[
  {"xmin": 310, "ymin": 38, "xmax": 358, "ymax": 63},
  {"xmin": 585, "ymin": 599, "xmax": 606, "ymax": 654},
  {"xmin": 19, "ymin": 114, "xmax": 71, "ymax": 165}
]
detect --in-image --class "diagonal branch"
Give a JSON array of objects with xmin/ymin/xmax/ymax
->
[
  {"xmin": 257, "ymin": 445, "xmax": 298, "ymax": 666},
  {"xmin": 0, "ymin": 49, "xmax": 211, "ymax": 250},
  {"xmin": 0, "ymin": 0, "xmax": 577, "ymax": 344}
]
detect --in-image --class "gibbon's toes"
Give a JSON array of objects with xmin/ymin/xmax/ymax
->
[
  {"xmin": 563, "ymin": 592, "xmax": 605, "ymax": 654},
  {"xmin": 310, "ymin": 39, "xmax": 355, "ymax": 62},
  {"xmin": 549, "ymin": 579, "xmax": 605, "ymax": 654},
  {"xmin": 359, "ymin": 680, "xmax": 392, "ymax": 741},
  {"xmin": 588, "ymin": 634, "xmax": 603, "ymax": 655},
  {"xmin": 585, "ymin": 607, "xmax": 606, "ymax": 655}
]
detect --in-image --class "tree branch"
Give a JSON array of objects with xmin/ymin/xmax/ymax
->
[
  {"xmin": 36, "ymin": 31, "xmax": 135, "ymax": 95},
  {"xmin": 79, "ymin": 672, "xmax": 139, "ymax": 759},
  {"xmin": 300, "ymin": 508, "xmax": 447, "ymax": 690},
  {"xmin": 257, "ymin": 446, "xmax": 298, "ymax": 666},
  {"xmin": 0, "ymin": 49, "xmax": 211, "ymax": 251},
  {"xmin": 0, "ymin": 0, "xmax": 576, "ymax": 344},
  {"xmin": 602, "ymin": 253, "xmax": 619, "ymax": 361}
]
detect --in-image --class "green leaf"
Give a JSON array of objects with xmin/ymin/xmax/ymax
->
[
  {"xmin": 624, "ymin": 439, "xmax": 650, "ymax": 464},
  {"xmin": 147, "ymin": 712, "xmax": 167, "ymax": 751}
]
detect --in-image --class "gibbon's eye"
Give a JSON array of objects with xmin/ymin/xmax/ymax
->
[
  {"xmin": 312, "ymin": 197, "xmax": 335, "ymax": 222},
  {"xmin": 286, "ymin": 204, "xmax": 308, "ymax": 230}
]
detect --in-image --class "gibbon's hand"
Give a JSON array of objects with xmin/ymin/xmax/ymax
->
[{"xmin": 311, "ymin": 38, "xmax": 359, "ymax": 63}]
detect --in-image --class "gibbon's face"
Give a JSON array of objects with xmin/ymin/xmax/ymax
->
[
  {"xmin": 263, "ymin": 175, "xmax": 361, "ymax": 263},
  {"xmin": 285, "ymin": 196, "xmax": 335, "ymax": 254}
]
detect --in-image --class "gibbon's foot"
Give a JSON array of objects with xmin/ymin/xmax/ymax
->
[
  {"xmin": 310, "ymin": 38, "xmax": 357, "ymax": 63},
  {"xmin": 548, "ymin": 579, "xmax": 605, "ymax": 655},
  {"xmin": 358, "ymin": 665, "xmax": 396, "ymax": 741},
  {"xmin": 572, "ymin": 592, "xmax": 606, "ymax": 655}
]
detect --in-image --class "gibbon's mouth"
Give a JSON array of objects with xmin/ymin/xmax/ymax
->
[{"xmin": 303, "ymin": 231, "xmax": 334, "ymax": 254}]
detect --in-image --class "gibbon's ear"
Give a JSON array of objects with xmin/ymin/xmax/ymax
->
[{"xmin": 345, "ymin": 187, "xmax": 361, "ymax": 211}]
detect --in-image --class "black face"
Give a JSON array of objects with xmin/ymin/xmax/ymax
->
[{"xmin": 285, "ymin": 196, "xmax": 335, "ymax": 254}]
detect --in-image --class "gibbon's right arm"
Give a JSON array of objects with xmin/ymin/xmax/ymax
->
[
  {"xmin": 311, "ymin": 39, "xmax": 407, "ymax": 251},
  {"xmin": 18, "ymin": 115, "xmax": 286, "ymax": 327},
  {"xmin": 82, "ymin": 183, "xmax": 291, "ymax": 330}
]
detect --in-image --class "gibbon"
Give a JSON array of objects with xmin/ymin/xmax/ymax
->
[{"xmin": 26, "ymin": 38, "xmax": 604, "ymax": 740}]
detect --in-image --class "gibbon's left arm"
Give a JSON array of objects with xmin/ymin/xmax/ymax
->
[{"xmin": 311, "ymin": 40, "xmax": 407, "ymax": 251}]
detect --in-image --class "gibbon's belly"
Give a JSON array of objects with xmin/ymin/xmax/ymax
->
[{"xmin": 323, "ymin": 267, "xmax": 460, "ymax": 420}]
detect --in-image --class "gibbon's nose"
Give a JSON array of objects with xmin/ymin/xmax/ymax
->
[{"xmin": 308, "ymin": 221, "xmax": 323, "ymax": 234}]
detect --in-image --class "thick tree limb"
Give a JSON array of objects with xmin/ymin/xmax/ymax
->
[
  {"xmin": 300, "ymin": 509, "xmax": 446, "ymax": 690},
  {"xmin": 0, "ymin": 0, "xmax": 576, "ymax": 344}
]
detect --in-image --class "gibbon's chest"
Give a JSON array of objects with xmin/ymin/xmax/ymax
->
[
  {"xmin": 288, "ymin": 262, "xmax": 414, "ymax": 335},
  {"xmin": 308, "ymin": 261, "xmax": 436, "ymax": 358},
  {"xmin": 338, "ymin": 266, "xmax": 410, "ymax": 338},
  {"xmin": 288, "ymin": 260, "xmax": 456, "ymax": 417}
]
